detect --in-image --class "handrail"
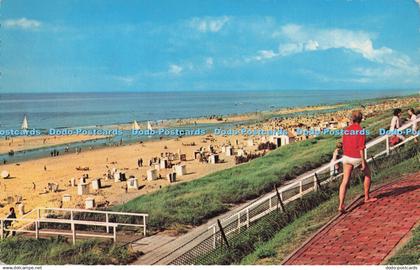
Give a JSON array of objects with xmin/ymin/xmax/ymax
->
[
  {"xmin": 0, "ymin": 217, "xmax": 118, "ymax": 227},
  {"xmin": 1, "ymin": 207, "xmax": 149, "ymax": 243},
  {"xmin": 0, "ymin": 217, "xmax": 119, "ymax": 243},
  {"xmin": 208, "ymin": 117, "xmax": 420, "ymax": 231},
  {"xmin": 38, "ymin": 207, "xmax": 148, "ymax": 218}
]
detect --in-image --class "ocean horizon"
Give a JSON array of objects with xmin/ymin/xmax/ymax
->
[{"xmin": 0, "ymin": 89, "xmax": 418, "ymax": 130}]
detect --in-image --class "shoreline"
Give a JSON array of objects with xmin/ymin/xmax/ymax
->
[
  {"xmin": 0, "ymin": 94, "xmax": 419, "ymax": 163},
  {"xmin": 0, "ymin": 94, "xmax": 408, "ymax": 157}
]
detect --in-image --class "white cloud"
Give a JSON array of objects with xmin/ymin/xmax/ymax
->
[
  {"xmin": 253, "ymin": 24, "xmax": 419, "ymax": 77},
  {"xmin": 3, "ymin": 18, "xmax": 41, "ymax": 30},
  {"xmin": 168, "ymin": 64, "xmax": 183, "ymax": 75},
  {"xmin": 253, "ymin": 50, "xmax": 278, "ymax": 61},
  {"xmin": 205, "ymin": 57, "xmax": 214, "ymax": 68},
  {"xmin": 415, "ymin": 0, "xmax": 420, "ymax": 8},
  {"xmin": 189, "ymin": 16, "xmax": 229, "ymax": 33},
  {"xmin": 114, "ymin": 75, "xmax": 135, "ymax": 85}
]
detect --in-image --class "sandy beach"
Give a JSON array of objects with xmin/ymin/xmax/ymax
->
[
  {"xmin": 0, "ymin": 134, "xmax": 109, "ymax": 155},
  {"xmin": 0, "ymin": 96, "xmax": 418, "ymax": 217}
]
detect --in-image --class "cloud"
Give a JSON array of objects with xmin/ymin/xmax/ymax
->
[
  {"xmin": 189, "ymin": 16, "xmax": 230, "ymax": 33},
  {"xmin": 253, "ymin": 50, "xmax": 278, "ymax": 61},
  {"xmin": 252, "ymin": 24, "xmax": 419, "ymax": 76},
  {"xmin": 113, "ymin": 75, "xmax": 135, "ymax": 85},
  {"xmin": 205, "ymin": 57, "xmax": 214, "ymax": 68},
  {"xmin": 168, "ymin": 64, "xmax": 183, "ymax": 75},
  {"xmin": 3, "ymin": 18, "xmax": 41, "ymax": 30},
  {"xmin": 415, "ymin": 0, "xmax": 420, "ymax": 7}
]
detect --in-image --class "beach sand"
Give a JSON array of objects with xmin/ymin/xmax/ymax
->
[
  {"xmin": 0, "ymin": 135, "xmax": 108, "ymax": 155},
  {"xmin": 0, "ymin": 132, "xmax": 259, "ymax": 216}
]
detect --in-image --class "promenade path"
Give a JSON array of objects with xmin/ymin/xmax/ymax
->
[{"xmin": 284, "ymin": 172, "xmax": 420, "ymax": 265}]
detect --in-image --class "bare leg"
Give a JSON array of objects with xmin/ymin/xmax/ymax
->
[
  {"xmin": 363, "ymin": 164, "xmax": 377, "ymax": 203},
  {"xmin": 339, "ymin": 164, "xmax": 353, "ymax": 212}
]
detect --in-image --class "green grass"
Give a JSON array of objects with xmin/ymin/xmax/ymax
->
[
  {"xmin": 190, "ymin": 185, "xmax": 338, "ymax": 265},
  {"xmin": 0, "ymin": 236, "xmax": 140, "ymax": 265},
  {"xmin": 115, "ymin": 101, "xmax": 419, "ymax": 232},
  {"xmin": 115, "ymin": 137, "xmax": 337, "ymax": 230},
  {"xmin": 386, "ymin": 225, "xmax": 420, "ymax": 265},
  {"xmin": 240, "ymin": 150, "xmax": 420, "ymax": 265}
]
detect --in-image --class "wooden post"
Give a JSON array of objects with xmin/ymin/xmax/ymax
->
[
  {"xmin": 35, "ymin": 221, "xmax": 39, "ymax": 239},
  {"xmin": 37, "ymin": 208, "xmax": 41, "ymax": 228},
  {"xmin": 1, "ymin": 220, "xmax": 3, "ymax": 240},
  {"xmin": 71, "ymin": 222, "xmax": 76, "ymax": 245},
  {"xmin": 386, "ymin": 136, "xmax": 390, "ymax": 156},
  {"xmin": 370, "ymin": 155, "xmax": 379, "ymax": 171},
  {"xmin": 113, "ymin": 226, "xmax": 117, "ymax": 242},
  {"xmin": 237, "ymin": 213, "xmax": 241, "ymax": 232},
  {"xmin": 364, "ymin": 148, "xmax": 368, "ymax": 159},
  {"xmin": 275, "ymin": 185, "xmax": 290, "ymax": 221},
  {"xmin": 246, "ymin": 208, "xmax": 250, "ymax": 228},
  {"xmin": 106, "ymin": 213, "xmax": 109, "ymax": 233},
  {"xmin": 268, "ymin": 197, "xmax": 272, "ymax": 209},
  {"xmin": 143, "ymin": 216, "xmax": 147, "ymax": 236},
  {"xmin": 299, "ymin": 181, "xmax": 303, "ymax": 196},
  {"xmin": 212, "ymin": 226, "xmax": 216, "ymax": 249},
  {"xmin": 274, "ymin": 185, "xmax": 286, "ymax": 213},
  {"xmin": 314, "ymin": 175, "xmax": 318, "ymax": 191},
  {"xmin": 217, "ymin": 219, "xmax": 229, "ymax": 248},
  {"xmin": 314, "ymin": 173, "xmax": 322, "ymax": 191}
]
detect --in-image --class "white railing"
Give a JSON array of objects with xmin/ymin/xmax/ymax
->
[
  {"xmin": 0, "ymin": 217, "xmax": 118, "ymax": 244},
  {"xmin": 1, "ymin": 207, "xmax": 148, "ymax": 244},
  {"xmin": 208, "ymin": 117, "xmax": 420, "ymax": 244}
]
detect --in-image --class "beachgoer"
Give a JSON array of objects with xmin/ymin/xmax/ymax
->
[
  {"xmin": 339, "ymin": 110, "xmax": 377, "ymax": 213},
  {"xmin": 408, "ymin": 108, "xmax": 418, "ymax": 143},
  {"xmin": 390, "ymin": 108, "xmax": 405, "ymax": 142},
  {"xmin": 330, "ymin": 141, "xmax": 342, "ymax": 176},
  {"xmin": 4, "ymin": 207, "xmax": 16, "ymax": 237}
]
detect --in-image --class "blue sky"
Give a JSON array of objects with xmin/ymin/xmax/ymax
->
[{"xmin": 1, "ymin": 0, "xmax": 420, "ymax": 92}]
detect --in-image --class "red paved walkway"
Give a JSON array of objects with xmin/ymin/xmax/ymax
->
[{"xmin": 285, "ymin": 172, "xmax": 420, "ymax": 265}]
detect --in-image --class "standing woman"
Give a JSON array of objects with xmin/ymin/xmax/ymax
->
[
  {"xmin": 407, "ymin": 108, "xmax": 418, "ymax": 143},
  {"xmin": 338, "ymin": 110, "xmax": 377, "ymax": 213}
]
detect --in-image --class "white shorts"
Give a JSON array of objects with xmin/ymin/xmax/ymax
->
[{"xmin": 342, "ymin": 155, "xmax": 362, "ymax": 167}]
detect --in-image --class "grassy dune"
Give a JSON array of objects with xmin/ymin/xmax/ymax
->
[{"xmin": 115, "ymin": 138, "xmax": 336, "ymax": 230}]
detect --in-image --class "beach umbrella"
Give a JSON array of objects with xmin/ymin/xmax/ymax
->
[{"xmin": 1, "ymin": 170, "xmax": 10, "ymax": 179}]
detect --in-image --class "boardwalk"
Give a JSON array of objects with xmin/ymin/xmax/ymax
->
[{"xmin": 284, "ymin": 172, "xmax": 420, "ymax": 265}]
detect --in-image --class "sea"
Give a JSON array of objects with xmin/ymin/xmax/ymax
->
[{"xmin": 0, "ymin": 89, "xmax": 417, "ymax": 130}]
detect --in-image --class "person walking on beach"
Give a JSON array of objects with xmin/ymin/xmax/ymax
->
[
  {"xmin": 338, "ymin": 110, "xmax": 377, "ymax": 213},
  {"xmin": 4, "ymin": 207, "xmax": 16, "ymax": 237}
]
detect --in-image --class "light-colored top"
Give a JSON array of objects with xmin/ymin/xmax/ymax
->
[
  {"xmin": 411, "ymin": 114, "xmax": 418, "ymax": 130},
  {"xmin": 390, "ymin": 116, "xmax": 400, "ymax": 131}
]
